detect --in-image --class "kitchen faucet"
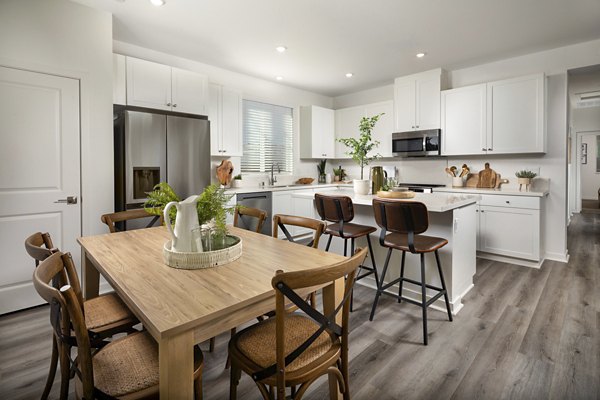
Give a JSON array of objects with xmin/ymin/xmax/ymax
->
[{"xmin": 268, "ymin": 163, "xmax": 281, "ymax": 186}]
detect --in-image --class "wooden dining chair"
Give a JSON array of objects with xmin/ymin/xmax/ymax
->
[
  {"xmin": 234, "ymin": 206, "xmax": 267, "ymax": 233},
  {"xmin": 272, "ymin": 214, "xmax": 326, "ymax": 249},
  {"xmin": 228, "ymin": 247, "xmax": 368, "ymax": 400},
  {"xmin": 100, "ymin": 208, "xmax": 161, "ymax": 233},
  {"xmin": 32, "ymin": 251, "xmax": 204, "ymax": 400},
  {"xmin": 24, "ymin": 232, "xmax": 139, "ymax": 400}
]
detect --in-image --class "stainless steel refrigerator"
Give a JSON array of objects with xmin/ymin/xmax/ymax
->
[{"xmin": 114, "ymin": 108, "xmax": 211, "ymax": 230}]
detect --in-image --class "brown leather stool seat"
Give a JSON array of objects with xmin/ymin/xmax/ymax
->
[
  {"xmin": 369, "ymin": 199, "xmax": 453, "ymax": 345},
  {"xmin": 325, "ymin": 222, "xmax": 377, "ymax": 238}
]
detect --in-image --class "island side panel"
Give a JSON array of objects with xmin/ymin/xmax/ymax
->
[{"xmin": 449, "ymin": 203, "xmax": 477, "ymax": 313}]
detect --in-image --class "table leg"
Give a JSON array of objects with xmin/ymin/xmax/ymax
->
[
  {"xmin": 322, "ymin": 277, "xmax": 344, "ymax": 400},
  {"xmin": 159, "ymin": 330, "xmax": 194, "ymax": 399},
  {"xmin": 82, "ymin": 251, "xmax": 99, "ymax": 300}
]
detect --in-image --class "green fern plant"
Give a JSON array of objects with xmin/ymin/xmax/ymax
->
[{"xmin": 144, "ymin": 182, "xmax": 180, "ymax": 225}]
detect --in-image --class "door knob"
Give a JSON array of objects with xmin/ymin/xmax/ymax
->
[{"xmin": 55, "ymin": 196, "xmax": 78, "ymax": 205}]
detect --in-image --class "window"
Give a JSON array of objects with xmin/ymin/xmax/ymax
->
[{"xmin": 241, "ymin": 100, "xmax": 293, "ymax": 174}]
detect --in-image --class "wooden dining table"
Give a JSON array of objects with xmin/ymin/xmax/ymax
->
[{"xmin": 78, "ymin": 225, "xmax": 347, "ymax": 399}]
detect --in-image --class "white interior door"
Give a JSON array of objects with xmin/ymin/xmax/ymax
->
[{"xmin": 0, "ymin": 66, "xmax": 81, "ymax": 314}]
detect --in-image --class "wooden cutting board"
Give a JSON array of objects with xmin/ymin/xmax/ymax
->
[
  {"xmin": 465, "ymin": 173, "xmax": 479, "ymax": 188},
  {"xmin": 376, "ymin": 190, "xmax": 416, "ymax": 199},
  {"xmin": 477, "ymin": 163, "xmax": 497, "ymax": 188}
]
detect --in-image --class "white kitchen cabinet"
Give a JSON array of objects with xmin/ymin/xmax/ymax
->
[
  {"xmin": 209, "ymin": 83, "xmax": 243, "ymax": 157},
  {"xmin": 486, "ymin": 74, "xmax": 545, "ymax": 154},
  {"xmin": 335, "ymin": 101, "xmax": 394, "ymax": 158},
  {"xmin": 300, "ymin": 106, "xmax": 335, "ymax": 159},
  {"xmin": 113, "ymin": 54, "xmax": 126, "ymax": 105},
  {"xmin": 394, "ymin": 68, "xmax": 445, "ymax": 132},
  {"xmin": 292, "ymin": 194, "xmax": 316, "ymax": 236},
  {"xmin": 476, "ymin": 194, "xmax": 541, "ymax": 261},
  {"xmin": 441, "ymin": 84, "xmax": 487, "ymax": 155},
  {"xmin": 126, "ymin": 56, "xmax": 208, "ymax": 115},
  {"xmin": 272, "ymin": 191, "xmax": 294, "ymax": 236}
]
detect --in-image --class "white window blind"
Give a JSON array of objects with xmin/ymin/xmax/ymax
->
[{"xmin": 241, "ymin": 100, "xmax": 293, "ymax": 173}]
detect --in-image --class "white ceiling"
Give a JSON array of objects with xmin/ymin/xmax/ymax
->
[{"xmin": 74, "ymin": 0, "xmax": 600, "ymax": 97}]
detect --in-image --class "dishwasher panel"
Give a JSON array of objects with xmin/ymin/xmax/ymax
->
[{"xmin": 236, "ymin": 191, "xmax": 272, "ymax": 236}]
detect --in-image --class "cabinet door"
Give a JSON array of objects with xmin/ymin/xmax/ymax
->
[
  {"xmin": 487, "ymin": 74, "xmax": 545, "ymax": 154},
  {"xmin": 221, "ymin": 87, "xmax": 243, "ymax": 157},
  {"xmin": 441, "ymin": 84, "xmax": 487, "ymax": 155},
  {"xmin": 171, "ymin": 67, "xmax": 208, "ymax": 115},
  {"xmin": 292, "ymin": 194, "xmax": 316, "ymax": 237},
  {"xmin": 335, "ymin": 106, "xmax": 364, "ymax": 158},
  {"xmin": 311, "ymin": 106, "xmax": 335, "ymax": 158},
  {"xmin": 365, "ymin": 101, "xmax": 394, "ymax": 158},
  {"xmin": 394, "ymin": 79, "xmax": 416, "ymax": 131},
  {"xmin": 113, "ymin": 54, "xmax": 126, "ymax": 105},
  {"xmin": 415, "ymin": 75, "xmax": 441, "ymax": 130},
  {"xmin": 126, "ymin": 57, "xmax": 171, "ymax": 111},
  {"xmin": 272, "ymin": 191, "xmax": 293, "ymax": 237},
  {"xmin": 208, "ymin": 84, "xmax": 222, "ymax": 156},
  {"xmin": 479, "ymin": 205, "xmax": 540, "ymax": 260}
]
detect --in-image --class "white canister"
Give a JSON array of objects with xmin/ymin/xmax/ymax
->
[
  {"xmin": 452, "ymin": 177, "xmax": 464, "ymax": 187},
  {"xmin": 326, "ymin": 173, "xmax": 332, "ymax": 184}
]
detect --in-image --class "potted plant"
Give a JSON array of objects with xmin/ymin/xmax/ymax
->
[
  {"xmin": 231, "ymin": 174, "xmax": 242, "ymax": 188},
  {"xmin": 333, "ymin": 166, "xmax": 345, "ymax": 182},
  {"xmin": 337, "ymin": 113, "xmax": 383, "ymax": 195},
  {"xmin": 515, "ymin": 170, "xmax": 537, "ymax": 191},
  {"xmin": 317, "ymin": 159, "xmax": 327, "ymax": 184}
]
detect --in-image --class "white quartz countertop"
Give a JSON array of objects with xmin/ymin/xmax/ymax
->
[
  {"xmin": 434, "ymin": 186, "xmax": 549, "ymax": 197},
  {"xmin": 292, "ymin": 188, "xmax": 480, "ymax": 213},
  {"xmin": 225, "ymin": 183, "xmax": 352, "ymax": 195}
]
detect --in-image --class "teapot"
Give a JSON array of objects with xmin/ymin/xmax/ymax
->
[{"xmin": 164, "ymin": 195, "xmax": 200, "ymax": 252}]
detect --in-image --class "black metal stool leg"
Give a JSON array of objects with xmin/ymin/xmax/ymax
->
[
  {"xmin": 435, "ymin": 250, "xmax": 453, "ymax": 321},
  {"xmin": 325, "ymin": 234, "xmax": 333, "ymax": 251},
  {"xmin": 398, "ymin": 251, "xmax": 406, "ymax": 303},
  {"xmin": 420, "ymin": 253, "xmax": 428, "ymax": 345},
  {"xmin": 369, "ymin": 248, "xmax": 393, "ymax": 321},
  {"xmin": 343, "ymin": 238, "xmax": 348, "ymax": 257},
  {"xmin": 365, "ymin": 234, "xmax": 379, "ymax": 289}
]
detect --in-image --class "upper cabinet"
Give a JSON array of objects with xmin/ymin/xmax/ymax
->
[
  {"xmin": 335, "ymin": 101, "xmax": 394, "ymax": 158},
  {"xmin": 487, "ymin": 74, "xmax": 545, "ymax": 154},
  {"xmin": 113, "ymin": 54, "xmax": 126, "ymax": 105},
  {"xmin": 300, "ymin": 106, "xmax": 335, "ymax": 159},
  {"xmin": 394, "ymin": 68, "xmax": 446, "ymax": 132},
  {"xmin": 441, "ymin": 73, "xmax": 545, "ymax": 155},
  {"xmin": 125, "ymin": 57, "xmax": 208, "ymax": 115},
  {"xmin": 208, "ymin": 83, "xmax": 243, "ymax": 157}
]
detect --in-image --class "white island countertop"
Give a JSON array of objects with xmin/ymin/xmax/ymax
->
[{"xmin": 292, "ymin": 189, "xmax": 480, "ymax": 213}]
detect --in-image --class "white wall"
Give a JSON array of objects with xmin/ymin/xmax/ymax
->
[
  {"xmin": 113, "ymin": 41, "xmax": 334, "ymax": 186},
  {"xmin": 580, "ymin": 134, "xmax": 600, "ymax": 200},
  {"xmin": 0, "ymin": 0, "xmax": 113, "ymax": 238}
]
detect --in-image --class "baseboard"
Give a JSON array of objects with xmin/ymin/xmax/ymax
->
[
  {"xmin": 544, "ymin": 250, "xmax": 569, "ymax": 263},
  {"xmin": 355, "ymin": 276, "xmax": 471, "ymax": 315},
  {"xmin": 476, "ymin": 252, "xmax": 543, "ymax": 269}
]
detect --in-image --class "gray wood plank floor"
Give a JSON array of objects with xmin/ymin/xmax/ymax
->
[{"xmin": 1, "ymin": 213, "xmax": 598, "ymax": 399}]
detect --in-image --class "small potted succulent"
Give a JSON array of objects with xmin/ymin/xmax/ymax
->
[
  {"xmin": 333, "ymin": 166, "xmax": 345, "ymax": 182},
  {"xmin": 231, "ymin": 174, "xmax": 242, "ymax": 188},
  {"xmin": 515, "ymin": 170, "xmax": 537, "ymax": 191},
  {"xmin": 338, "ymin": 114, "xmax": 382, "ymax": 195}
]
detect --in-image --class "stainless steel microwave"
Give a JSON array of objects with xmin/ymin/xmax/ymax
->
[{"xmin": 392, "ymin": 129, "xmax": 442, "ymax": 157}]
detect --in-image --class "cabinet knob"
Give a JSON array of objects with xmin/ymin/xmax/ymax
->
[
  {"xmin": 412, "ymin": 126, "xmax": 415, "ymax": 129},
  {"xmin": 173, "ymin": 104, "xmax": 177, "ymax": 108},
  {"xmin": 481, "ymin": 148, "xmax": 486, "ymax": 151},
  {"xmin": 481, "ymin": 210, "xmax": 485, "ymax": 213},
  {"xmin": 222, "ymin": 149, "xmax": 227, "ymax": 153},
  {"xmin": 167, "ymin": 102, "xmax": 172, "ymax": 106},
  {"xmin": 505, "ymin": 201, "xmax": 510, "ymax": 204},
  {"xmin": 416, "ymin": 125, "xmax": 419, "ymax": 128},
  {"xmin": 488, "ymin": 148, "xmax": 493, "ymax": 151}
]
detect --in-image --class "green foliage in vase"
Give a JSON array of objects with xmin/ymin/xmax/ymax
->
[
  {"xmin": 515, "ymin": 170, "xmax": 538, "ymax": 179},
  {"xmin": 233, "ymin": 174, "xmax": 242, "ymax": 180},
  {"xmin": 144, "ymin": 182, "xmax": 180, "ymax": 225},
  {"xmin": 317, "ymin": 159, "xmax": 327, "ymax": 176},
  {"xmin": 196, "ymin": 183, "xmax": 236, "ymax": 237},
  {"xmin": 337, "ymin": 113, "xmax": 383, "ymax": 179}
]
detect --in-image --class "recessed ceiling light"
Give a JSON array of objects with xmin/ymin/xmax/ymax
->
[
  {"xmin": 149, "ymin": 0, "xmax": 165, "ymax": 6},
  {"xmin": 345, "ymin": 73, "xmax": 353, "ymax": 78},
  {"xmin": 416, "ymin": 52, "xmax": 426, "ymax": 58},
  {"xmin": 276, "ymin": 46, "xmax": 287, "ymax": 53},
  {"xmin": 276, "ymin": 76, "xmax": 284, "ymax": 81}
]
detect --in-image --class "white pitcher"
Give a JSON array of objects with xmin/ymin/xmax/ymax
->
[{"xmin": 164, "ymin": 195, "xmax": 200, "ymax": 252}]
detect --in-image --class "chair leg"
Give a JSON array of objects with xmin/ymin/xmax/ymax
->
[
  {"xmin": 41, "ymin": 335, "xmax": 59, "ymax": 400},
  {"xmin": 398, "ymin": 251, "xmax": 406, "ymax": 303},
  {"xmin": 435, "ymin": 250, "xmax": 453, "ymax": 321},
  {"xmin": 343, "ymin": 238, "xmax": 347, "ymax": 257},
  {"xmin": 229, "ymin": 361, "xmax": 241, "ymax": 400},
  {"xmin": 225, "ymin": 328, "xmax": 236, "ymax": 369},
  {"xmin": 420, "ymin": 253, "xmax": 428, "ymax": 346},
  {"xmin": 365, "ymin": 234, "xmax": 379, "ymax": 290},
  {"xmin": 59, "ymin": 342, "xmax": 70, "ymax": 400},
  {"xmin": 325, "ymin": 234, "xmax": 333, "ymax": 252},
  {"xmin": 209, "ymin": 337, "xmax": 215, "ymax": 352},
  {"xmin": 369, "ymin": 248, "xmax": 393, "ymax": 321},
  {"xmin": 195, "ymin": 368, "xmax": 203, "ymax": 400}
]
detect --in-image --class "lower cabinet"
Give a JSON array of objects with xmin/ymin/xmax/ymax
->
[
  {"xmin": 476, "ymin": 194, "xmax": 541, "ymax": 261},
  {"xmin": 272, "ymin": 190, "xmax": 316, "ymax": 238}
]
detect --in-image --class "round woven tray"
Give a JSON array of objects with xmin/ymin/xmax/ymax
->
[
  {"xmin": 376, "ymin": 190, "xmax": 416, "ymax": 199},
  {"xmin": 163, "ymin": 235, "xmax": 242, "ymax": 269}
]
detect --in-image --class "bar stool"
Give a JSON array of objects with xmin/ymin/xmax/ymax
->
[
  {"xmin": 369, "ymin": 199, "xmax": 452, "ymax": 345},
  {"xmin": 314, "ymin": 194, "xmax": 379, "ymax": 308}
]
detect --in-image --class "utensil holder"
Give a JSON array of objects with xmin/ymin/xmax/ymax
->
[{"xmin": 452, "ymin": 177, "xmax": 465, "ymax": 187}]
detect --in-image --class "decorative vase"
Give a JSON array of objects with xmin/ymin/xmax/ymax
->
[
  {"xmin": 517, "ymin": 177, "xmax": 531, "ymax": 191},
  {"xmin": 318, "ymin": 174, "xmax": 326, "ymax": 184},
  {"xmin": 353, "ymin": 179, "xmax": 370, "ymax": 195},
  {"xmin": 231, "ymin": 179, "xmax": 241, "ymax": 188},
  {"xmin": 334, "ymin": 175, "xmax": 340, "ymax": 182}
]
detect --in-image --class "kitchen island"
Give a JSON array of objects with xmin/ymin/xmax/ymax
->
[{"xmin": 293, "ymin": 189, "xmax": 480, "ymax": 314}]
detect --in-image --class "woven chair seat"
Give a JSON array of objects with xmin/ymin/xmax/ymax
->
[
  {"xmin": 84, "ymin": 293, "xmax": 136, "ymax": 331},
  {"xmin": 325, "ymin": 222, "xmax": 376, "ymax": 239},
  {"xmin": 92, "ymin": 331, "xmax": 203, "ymax": 398},
  {"xmin": 232, "ymin": 314, "xmax": 338, "ymax": 374}
]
